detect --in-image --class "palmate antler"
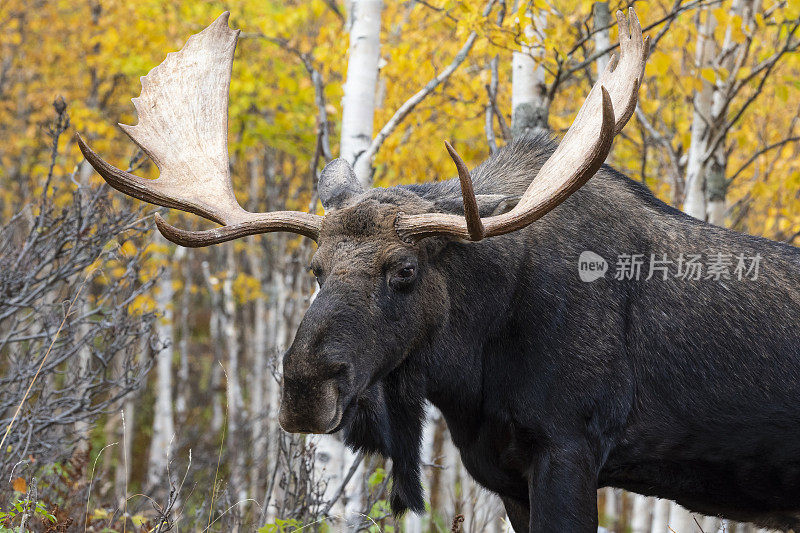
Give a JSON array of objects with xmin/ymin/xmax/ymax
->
[
  {"xmin": 79, "ymin": 9, "xmax": 647, "ymax": 247},
  {"xmin": 76, "ymin": 12, "xmax": 322, "ymax": 247},
  {"xmin": 395, "ymin": 8, "xmax": 650, "ymax": 242}
]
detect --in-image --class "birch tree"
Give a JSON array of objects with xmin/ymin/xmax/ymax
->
[
  {"xmin": 202, "ymin": 250, "xmax": 246, "ymax": 508},
  {"xmin": 340, "ymin": 0, "xmax": 383, "ymax": 186},
  {"xmin": 603, "ymin": 488, "xmax": 620, "ymax": 531},
  {"xmin": 630, "ymin": 493, "xmax": 652, "ymax": 533},
  {"xmin": 593, "ymin": 2, "xmax": 612, "ymax": 78},
  {"xmin": 668, "ymin": 502, "xmax": 699, "ymax": 533},
  {"xmin": 175, "ymin": 245, "xmax": 190, "ymax": 423},
  {"xmin": 222, "ymin": 244, "xmax": 247, "ymax": 506},
  {"xmin": 684, "ymin": 7, "xmax": 721, "ymax": 220},
  {"xmin": 705, "ymin": 0, "xmax": 752, "ymax": 226},
  {"xmin": 650, "ymin": 498, "xmax": 670, "ymax": 533},
  {"xmin": 146, "ymin": 234, "xmax": 176, "ymax": 490},
  {"xmin": 512, "ymin": 8, "xmax": 548, "ymax": 137},
  {"xmin": 247, "ymin": 160, "xmax": 269, "ymax": 503}
]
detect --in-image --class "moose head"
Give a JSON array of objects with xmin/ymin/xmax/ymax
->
[{"xmin": 77, "ymin": 9, "xmax": 648, "ymax": 511}]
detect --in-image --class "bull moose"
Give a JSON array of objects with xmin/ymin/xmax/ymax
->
[{"xmin": 77, "ymin": 10, "xmax": 800, "ymax": 533}]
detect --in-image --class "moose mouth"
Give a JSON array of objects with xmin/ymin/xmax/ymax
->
[{"xmin": 326, "ymin": 395, "xmax": 358, "ymax": 434}]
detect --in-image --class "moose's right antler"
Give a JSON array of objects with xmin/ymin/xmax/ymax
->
[
  {"xmin": 395, "ymin": 8, "xmax": 650, "ymax": 243},
  {"xmin": 76, "ymin": 12, "xmax": 322, "ymax": 247}
]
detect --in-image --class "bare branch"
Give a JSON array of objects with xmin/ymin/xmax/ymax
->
[
  {"xmin": 728, "ymin": 136, "xmax": 800, "ymax": 185},
  {"xmin": 700, "ymin": 23, "xmax": 800, "ymax": 166},
  {"xmin": 564, "ymin": 0, "xmax": 721, "ymax": 80},
  {"xmin": 485, "ymin": 57, "xmax": 499, "ymax": 153},
  {"xmin": 355, "ymin": 0, "xmax": 496, "ymax": 168},
  {"xmin": 635, "ymin": 105, "xmax": 684, "ymax": 194},
  {"xmin": 321, "ymin": 451, "xmax": 364, "ymax": 516}
]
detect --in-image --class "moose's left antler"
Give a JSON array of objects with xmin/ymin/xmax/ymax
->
[
  {"xmin": 76, "ymin": 12, "xmax": 323, "ymax": 247},
  {"xmin": 395, "ymin": 8, "xmax": 650, "ymax": 242}
]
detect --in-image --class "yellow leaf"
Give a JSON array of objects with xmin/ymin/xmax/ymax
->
[
  {"xmin": 712, "ymin": 8, "xmax": 728, "ymax": 25},
  {"xmin": 129, "ymin": 294, "xmax": 155, "ymax": 315},
  {"xmin": 777, "ymin": 84, "xmax": 789, "ymax": 102},
  {"xmin": 787, "ymin": 0, "xmax": 800, "ymax": 19},
  {"xmin": 12, "ymin": 477, "xmax": 27, "ymax": 493},
  {"xmin": 700, "ymin": 68, "xmax": 716, "ymax": 85},
  {"xmin": 120, "ymin": 241, "xmax": 137, "ymax": 257},
  {"xmin": 92, "ymin": 508, "xmax": 110, "ymax": 520},
  {"xmin": 729, "ymin": 23, "xmax": 745, "ymax": 44},
  {"xmin": 648, "ymin": 51, "xmax": 672, "ymax": 75}
]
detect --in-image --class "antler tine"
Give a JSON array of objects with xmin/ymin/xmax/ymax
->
[
  {"xmin": 395, "ymin": 7, "xmax": 646, "ymax": 243},
  {"xmin": 603, "ymin": 8, "xmax": 650, "ymax": 134},
  {"xmin": 77, "ymin": 12, "xmax": 322, "ymax": 246},
  {"xmin": 444, "ymin": 141, "xmax": 484, "ymax": 241},
  {"xmin": 154, "ymin": 212, "xmax": 322, "ymax": 248},
  {"xmin": 76, "ymin": 133, "xmax": 229, "ymax": 225}
]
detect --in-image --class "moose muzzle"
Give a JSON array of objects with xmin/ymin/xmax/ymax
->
[{"xmin": 278, "ymin": 372, "xmax": 345, "ymax": 434}]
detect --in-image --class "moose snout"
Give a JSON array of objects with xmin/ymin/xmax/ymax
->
[{"xmin": 278, "ymin": 363, "xmax": 351, "ymax": 434}]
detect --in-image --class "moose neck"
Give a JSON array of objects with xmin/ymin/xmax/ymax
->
[
  {"xmin": 420, "ymin": 234, "xmax": 533, "ymax": 426},
  {"xmin": 341, "ymin": 232, "xmax": 534, "ymax": 515}
]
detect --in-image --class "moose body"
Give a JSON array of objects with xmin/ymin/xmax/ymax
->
[
  {"xmin": 78, "ymin": 9, "xmax": 800, "ymax": 532},
  {"xmin": 280, "ymin": 135, "xmax": 800, "ymax": 532}
]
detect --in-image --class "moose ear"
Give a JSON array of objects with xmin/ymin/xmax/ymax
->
[
  {"xmin": 318, "ymin": 158, "xmax": 364, "ymax": 211},
  {"xmin": 434, "ymin": 194, "xmax": 520, "ymax": 217}
]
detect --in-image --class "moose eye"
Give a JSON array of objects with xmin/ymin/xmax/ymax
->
[
  {"xmin": 398, "ymin": 266, "xmax": 415, "ymax": 279},
  {"xmin": 310, "ymin": 265, "xmax": 325, "ymax": 285},
  {"xmin": 389, "ymin": 263, "xmax": 417, "ymax": 290}
]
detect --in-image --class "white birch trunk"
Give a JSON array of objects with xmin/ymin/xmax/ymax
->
[
  {"xmin": 73, "ymin": 308, "xmax": 92, "ymax": 456},
  {"xmin": 706, "ymin": 0, "xmax": 752, "ymax": 226},
  {"xmin": 651, "ymin": 498, "xmax": 670, "ymax": 533},
  {"xmin": 262, "ymin": 249, "xmax": 288, "ymax": 525},
  {"xmin": 630, "ymin": 493, "xmax": 653, "ymax": 533},
  {"xmin": 72, "ymin": 163, "xmax": 95, "ymax": 455},
  {"xmin": 603, "ymin": 488, "xmax": 619, "ymax": 530},
  {"xmin": 701, "ymin": 515, "xmax": 721, "ymax": 532},
  {"xmin": 404, "ymin": 404, "xmax": 437, "ymax": 533},
  {"xmin": 593, "ymin": 2, "xmax": 612, "ymax": 77},
  {"xmin": 117, "ymin": 398, "xmax": 135, "ymax": 506},
  {"xmin": 440, "ymin": 426, "xmax": 460, "ymax": 516},
  {"xmin": 340, "ymin": 0, "xmax": 383, "ymax": 186},
  {"xmin": 247, "ymin": 159, "xmax": 269, "ymax": 502},
  {"xmin": 205, "ymin": 263, "xmax": 224, "ymax": 434},
  {"xmin": 146, "ymin": 234, "xmax": 175, "ymax": 488},
  {"xmin": 248, "ymin": 249, "xmax": 268, "ymax": 492},
  {"xmin": 175, "ymin": 246, "xmax": 189, "ymax": 421},
  {"xmin": 222, "ymin": 244, "xmax": 247, "ymax": 507},
  {"xmin": 683, "ymin": 8, "xmax": 717, "ymax": 220},
  {"xmin": 342, "ymin": 447, "xmax": 364, "ymax": 528},
  {"xmin": 668, "ymin": 502, "xmax": 697, "ymax": 533},
  {"xmin": 115, "ymin": 334, "xmax": 146, "ymax": 507},
  {"xmin": 512, "ymin": 10, "xmax": 548, "ymax": 137}
]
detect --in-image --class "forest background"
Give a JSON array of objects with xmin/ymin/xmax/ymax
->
[{"xmin": 1, "ymin": 0, "xmax": 799, "ymax": 531}]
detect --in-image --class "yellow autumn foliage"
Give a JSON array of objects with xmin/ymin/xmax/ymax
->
[{"xmin": 1, "ymin": 0, "xmax": 797, "ymax": 254}]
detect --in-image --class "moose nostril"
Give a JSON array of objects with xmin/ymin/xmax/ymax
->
[{"xmin": 278, "ymin": 376, "xmax": 343, "ymax": 434}]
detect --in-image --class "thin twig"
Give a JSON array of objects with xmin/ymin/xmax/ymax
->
[
  {"xmin": 356, "ymin": 0, "xmax": 497, "ymax": 168},
  {"xmin": 728, "ymin": 136, "xmax": 800, "ymax": 185},
  {"xmin": 207, "ymin": 361, "xmax": 229, "ymax": 531},
  {"xmin": 0, "ymin": 269, "xmax": 93, "ymax": 453},
  {"xmin": 321, "ymin": 451, "xmax": 365, "ymax": 516}
]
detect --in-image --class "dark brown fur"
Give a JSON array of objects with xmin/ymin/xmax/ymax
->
[{"xmin": 279, "ymin": 135, "xmax": 800, "ymax": 531}]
